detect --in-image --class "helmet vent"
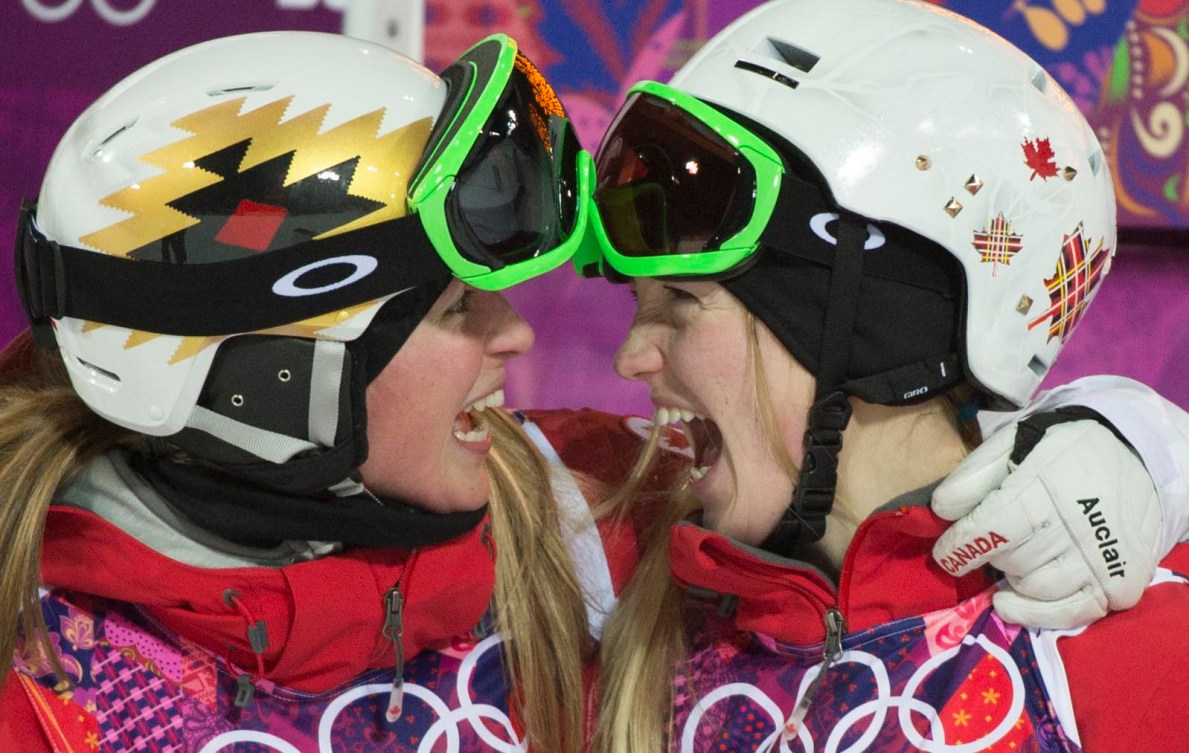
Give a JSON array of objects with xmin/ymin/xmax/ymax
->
[
  {"xmin": 1029, "ymin": 67, "xmax": 1048, "ymax": 94},
  {"xmin": 764, "ymin": 38, "xmax": 820, "ymax": 74},
  {"xmin": 208, "ymin": 83, "xmax": 276, "ymax": 97},
  {"xmin": 734, "ymin": 60, "xmax": 800, "ymax": 90},
  {"xmin": 89, "ymin": 119, "xmax": 138, "ymax": 158},
  {"xmin": 734, "ymin": 38, "xmax": 819, "ymax": 91},
  {"xmin": 1027, "ymin": 354, "xmax": 1049, "ymax": 378},
  {"xmin": 75, "ymin": 355, "xmax": 121, "ymax": 385}
]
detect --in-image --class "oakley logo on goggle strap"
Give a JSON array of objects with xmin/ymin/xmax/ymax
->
[
  {"xmin": 810, "ymin": 213, "xmax": 887, "ymax": 251},
  {"xmin": 272, "ymin": 255, "xmax": 380, "ymax": 298}
]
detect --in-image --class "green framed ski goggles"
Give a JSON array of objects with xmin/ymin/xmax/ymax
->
[
  {"xmin": 409, "ymin": 34, "xmax": 593, "ymax": 291},
  {"xmin": 574, "ymin": 80, "xmax": 785, "ymax": 280}
]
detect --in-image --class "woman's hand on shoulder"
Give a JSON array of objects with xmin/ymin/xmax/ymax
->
[{"xmin": 930, "ymin": 413, "xmax": 1162, "ymax": 629}]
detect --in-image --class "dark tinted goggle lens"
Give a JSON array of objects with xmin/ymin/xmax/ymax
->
[
  {"xmin": 552, "ymin": 117, "xmax": 580, "ymax": 238},
  {"xmin": 448, "ymin": 55, "xmax": 577, "ymax": 270},
  {"xmin": 595, "ymin": 92, "xmax": 753, "ymax": 257}
]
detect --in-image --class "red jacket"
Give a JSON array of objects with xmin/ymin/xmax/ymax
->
[
  {"xmin": 0, "ymin": 408, "xmax": 651, "ymax": 752},
  {"xmin": 1, "ymin": 505, "xmax": 498, "ymax": 751}
]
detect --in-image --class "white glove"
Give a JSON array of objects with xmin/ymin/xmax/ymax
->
[{"xmin": 931, "ymin": 417, "xmax": 1163, "ymax": 629}]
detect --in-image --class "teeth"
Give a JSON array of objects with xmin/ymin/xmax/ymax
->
[
  {"xmin": 454, "ymin": 422, "xmax": 491, "ymax": 443},
  {"xmin": 689, "ymin": 465, "xmax": 709, "ymax": 482},
  {"xmin": 653, "ymin": 405, "xmax": 706, "ymax": 426},
  {"xmin": 468, "ymin": 389, "xmax": 505, "ymax": 413}
]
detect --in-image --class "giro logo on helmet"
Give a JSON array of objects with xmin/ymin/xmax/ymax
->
[
  {"xmin": 272, "ymin": 255, "xmax": 379, "ymax": 297},
  {"xmin": 809, "ymin": 213, "xmax": 887, "ymax": 251}
]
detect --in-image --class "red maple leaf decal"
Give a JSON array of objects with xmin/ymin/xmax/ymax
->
[{"xmin": 1022, "ymin": 137, "xmax": 1058, "ymax": 181}]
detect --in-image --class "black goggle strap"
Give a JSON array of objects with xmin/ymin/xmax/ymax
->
[
  {"xmin": 14, "ymin": 202, "xmax": 450, "ymax": 343},
  {"xmin": 760, "ymin": 211, "xmax": 866, "ymax": 554},
  {"xmin": 14, "ymin": 200, "xmax": 60, "ymax": 347}
]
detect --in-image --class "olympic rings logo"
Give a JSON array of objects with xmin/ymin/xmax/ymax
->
[
  {"xmin": 680, "ymin": 634, "xmax": 1026, "ymax": 753},
  {"xmin": 21, "ymin": 0, "xmax": 156, "ymax": 25},
  {"xmin": 196, "ymin": 635, "xmax": 524, "ymax": 753}
]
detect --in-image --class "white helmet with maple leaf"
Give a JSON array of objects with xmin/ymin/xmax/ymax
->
[{"xmin": 671, "ymin": 0, "xmax": 1117, "ymax": 407}]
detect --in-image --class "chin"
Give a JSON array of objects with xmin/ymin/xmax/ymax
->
[
  {"xmin": 445, "ymin": 478, "xmax": 492, "ymax": 512},
  {"xmin": 366, "ymin": 482, "xmax": 489, "ymax": 515}
]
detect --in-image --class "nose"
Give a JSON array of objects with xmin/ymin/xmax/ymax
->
[
  {"xmin": 614, "ymin": 322, "xmax": 662, "ymax": 382},
  {"xmin": 485, "ymin": 291, "xmax": 535, "ymax": 360}
]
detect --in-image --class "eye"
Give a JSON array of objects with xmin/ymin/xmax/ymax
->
[
  {"xmin": 447, "ymin": 289, "xmax": 475, "ymax": 315},
  {"xmin": 663, "ymin": 285, "xmax": 699, "ymax": 303}
]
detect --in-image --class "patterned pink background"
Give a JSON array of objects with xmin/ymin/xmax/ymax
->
[{"xmin": 1, "ymin": 0, "xmax": 1186, "ymax": 414}]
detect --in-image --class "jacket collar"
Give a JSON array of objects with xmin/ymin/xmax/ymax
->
[
  {"xmin": 40, "ymin": 506, "xmax": 495, "ymax": 693},
  {"xmin": 669, "ymin": 502, "xmax": 994, "ymax": 645}
]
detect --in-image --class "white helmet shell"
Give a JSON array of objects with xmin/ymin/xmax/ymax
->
[
  {"xmin": 671, "ymin": 0, "xmax": 1116, "ymax": 407},
  {"xmin": 35, "ymin": 31, "xmax": 446, "ymax": 434}
]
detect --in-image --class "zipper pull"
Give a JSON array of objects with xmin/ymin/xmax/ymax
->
[
  {"xmin": 783, "ymin": 607, "xmax": 845, "ymax": 742},
  {"xmin": 382, "ymin": 586, "xmax": 405, "ymax": 723},
  {"xmin": 233, "ymin": 673, "xmax": 255, "ymax": 708}
]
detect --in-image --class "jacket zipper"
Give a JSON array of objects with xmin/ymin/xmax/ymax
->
[
  {"xmin": 467, "ymin": 523, "xmax": 498, "ymax": 642},
  {"xmin": 782, "ymin": 606, "xmax": 845, "ymax": 741},
  {"xmin": 382, "ymin": 564, "xmax": 409, "ymax": 724}
]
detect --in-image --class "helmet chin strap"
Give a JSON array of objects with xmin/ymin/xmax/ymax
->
[
  {"xmin": 137, "ymin": 282, "xmax": 488, "ymax": 549},
  {"xmin": 760, "ymin": 213, "xmax": 866, "ymax": 557},
  {"xmin": 161, "ymin": 335, "xmax": 369, "ymax": 497},
  {"xmin": 161, "ymin": 282, "xmax": 447, "ymax": 499}
]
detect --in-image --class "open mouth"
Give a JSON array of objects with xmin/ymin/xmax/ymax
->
[
  {"xmin": 685, "ymin": 416, "xmax": 723, "ymax": 481},
  {"xmin": 453, "ymin": 388, "xmax": 505, "ymax": 444},
  {"xmin": 656, "ymin": 406, "xmax": 722, "ymax": 482}
]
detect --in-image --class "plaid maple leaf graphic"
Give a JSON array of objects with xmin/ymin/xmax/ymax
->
[
  {"xmin": 1022, "ymin": 137, "xmax": 1058, "ymax": 181},
  {"xmin": 1028, "ymin": 222, "xmax": 1110, "ymax": 342},
  {"xmin": 972, "ymin": 213, "xmax": 1023, "ymax": 276}
]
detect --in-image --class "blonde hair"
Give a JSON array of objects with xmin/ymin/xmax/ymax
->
[
  {"xmin": 593, "ymin": 426, "xmax": 694, "ymax": 753},
  {"xmin": 484, "ymin": 408, "xmax": 590, "ymax": 753},
  {"xmin": 0, "ymin": 333, "xmax": 139, "ymax": 681},
  {"xmin": 0, "ymin": 332, "xmax": 589, "ymax": 753},
  {"xmin": 593, "ymin": 314, "xmax": 777, "ymax": 753},
  {"xmin": 595, "ymin": 314, "xmax": 982, "ymax": 753}
]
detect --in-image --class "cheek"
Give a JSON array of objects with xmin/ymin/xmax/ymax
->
[
  {"xmin": 359, "ymin": 354, "xmax": 444, "ymax": 483},
  {"xmin": 753, "ymin": 327, "xmax": 815, "ymax": 454},
  {"xmin": 770, "ymin": 375, "xmax": 815, "ymax": 456},
  {"xmin": 674, "ymin": 327, "xmax": 744, "ymax": 387},
  {"xmin": 363, "ymin": 393, "xmax": 431, "ymax": 473},
  {"xmin": 359, "ymin": 386, "xmax": 476, "ymax": 510}
]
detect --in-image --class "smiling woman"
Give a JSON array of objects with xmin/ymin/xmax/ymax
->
[
  {"xmin": 361, "ymin": 281, "xmax": 535, "ymax": 511},
  {"xmin": 617, "ymin": 279, "xmax": 816, "ymax": 546},
  {"xmin": 586, "ymin": 1, "xmax": 1189, "ymax": 751},
  {"xmin": 0, "ymin": 30, "xmax": 593, "ymax": 753}
]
